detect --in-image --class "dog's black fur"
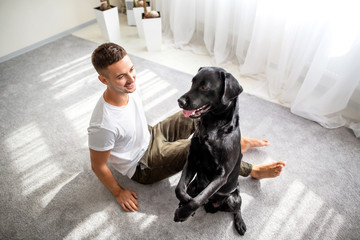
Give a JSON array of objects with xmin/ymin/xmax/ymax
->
[{"xmin": 174, "ymin": 67, "xmax": 246, "ymax": 235}]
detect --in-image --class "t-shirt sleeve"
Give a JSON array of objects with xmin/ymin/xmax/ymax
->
[{"xmin": 88, "ymin": 126, "xmax": 116, "ymax": 151}]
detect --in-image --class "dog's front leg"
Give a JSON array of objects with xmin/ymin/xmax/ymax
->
[
  {"xmin": 192, "ymin": 168, "xmax": 228, "ymax": 206},
  {"xmin": 175, "ymin": 160, "xmax": 196, "ymax": 205},
  {"xmin": 175, "ymin": 168, "xmax": 228, "ymax": 222}
]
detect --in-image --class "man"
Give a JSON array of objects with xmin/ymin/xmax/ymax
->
[{"xmin": 88, "ymin": 43, "xmax": 286, "ymax": 212}]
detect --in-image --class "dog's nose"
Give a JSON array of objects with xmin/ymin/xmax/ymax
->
[{"xmin": 177, "ymin": 96, "xmax": 188, "ymax": 108}]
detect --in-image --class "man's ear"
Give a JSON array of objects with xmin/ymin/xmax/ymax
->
[
  {"xmin": 221, "ymin": 71, "xmax": 243, "ymax": 105},
  {"xmin": 98, "ymin": 75, "xmax": 108, "ymax": 85}
]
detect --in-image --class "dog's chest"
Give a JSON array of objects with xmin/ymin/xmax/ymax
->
[
  {"xmin": 194, "ymin": 128, "xmax": 219, "ymax": 148},
  {"xmin": 196, "ymin": 125, "xmax": 236, "ymax": 147},
  {"xmin": 190, "ymin": 123, "xmax": 241, "ymax": 164},
  {"xmin": 191, "ymin": 129, "xmax": 226, "ymax": 164}
]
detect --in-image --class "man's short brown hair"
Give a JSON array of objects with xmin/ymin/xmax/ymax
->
[{"xmin": 91, "ymin": 43, "xmax": 127, "ymax": 76}]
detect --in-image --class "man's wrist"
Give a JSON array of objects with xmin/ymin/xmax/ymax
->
[{"xmin": 111, "ymin": 186, "xmax": 123, "ymax": 196}]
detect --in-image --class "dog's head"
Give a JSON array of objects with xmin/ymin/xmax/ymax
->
[{"xmin": 178, "ymin": 67, "xmax": 243, "ymax": 118}]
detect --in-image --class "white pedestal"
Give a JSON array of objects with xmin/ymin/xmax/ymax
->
[
  {"xmin": 133, "ymin": 6, "xmax": 151, "ymax": 38},
  {"xmin": 142, "ymin": 15, "xmax": 162, "ymax": 51},
  {"xmin": 94, "ymin": 6, "xmax": 121, "ymax": 44}
]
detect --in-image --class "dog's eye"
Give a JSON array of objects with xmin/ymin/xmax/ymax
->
[{"xmin": 200, "ymin": 85, "xmax": 210, "ymax": 91}]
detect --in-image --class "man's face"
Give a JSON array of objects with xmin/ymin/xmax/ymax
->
[{"xmin": 99, "ymin": 55, "xmax": 137, "ymax": 94}]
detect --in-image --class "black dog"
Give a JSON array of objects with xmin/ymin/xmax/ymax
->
[{"xmin": 174, "ymin": 67, "xmax": 246, "ymax": 235}]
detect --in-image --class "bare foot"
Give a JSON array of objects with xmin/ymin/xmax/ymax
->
[
  {"xmin": 241, "ymin": 137, "xmax": 269, "ymax": 154},
  {"xmin": 250, "ymin": 161, "xmax": 286, "ymax": 179}
]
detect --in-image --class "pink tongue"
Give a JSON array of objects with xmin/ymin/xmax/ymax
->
[{"xmin": 183, "ymin": 109, "xmax": 196, "ymax": 118}]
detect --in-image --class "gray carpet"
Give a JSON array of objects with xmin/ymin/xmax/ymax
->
[{"xmin": 0, "ymin": 35, "xmax": 359, "ymax": 240}]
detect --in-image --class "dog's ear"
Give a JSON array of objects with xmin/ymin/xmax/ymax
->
[
  {"xmin": 198, "ymin": 67, "xmax": 204, "ymax": 72},
  {"xmin": 221, "ymin": 71, "xmax": 243, "ymax": 105}
]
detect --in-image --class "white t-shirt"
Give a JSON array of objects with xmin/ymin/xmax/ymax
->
[{"xmin": 88, "ymin": 90, "xmax": 150, "ymax": 178}]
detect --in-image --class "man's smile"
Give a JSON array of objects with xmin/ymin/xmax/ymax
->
[{"xmin": 125, "ymin": 82, "xmax": 135, "ymax": 90}]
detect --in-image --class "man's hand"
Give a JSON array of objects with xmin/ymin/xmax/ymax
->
[{"xmin": 115, "ymin": 189, "xmax": 139, "ymax": 212}]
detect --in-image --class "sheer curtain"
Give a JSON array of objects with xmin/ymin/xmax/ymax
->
[{"xmin": 153, "ymin": 0, "xmax": 360, "ymax": 137}]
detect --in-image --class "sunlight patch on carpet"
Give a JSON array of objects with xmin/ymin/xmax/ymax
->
[
  {"xmin": 53, "ymin": 72, "xmax": 98, "ymax": 100},
  {"xmin": 137, "ymin": 68, "xmax": 179, "ymax": 111},
  {"xmin": 40, "ymin": 172, "xmax": 80, "ymax": 208},
  {"xmin": 168, "ymin": 172, "xmax": 181, "ymax": 187},
  {"xmin": 257, "ymin": 179, "xmax": 345, "ymax": 240},
  {"xmin": 40, "ymin": 54, "xmax": 92, "ymax": 82},
  {"xmin": 64, "ymin": 210, "xmax": 111, "ymax": 240},
  {"xmin": 63, "ymin": 92, "xmax": 103, "ymax": 146},
  {"xmin": 130, "ymin": 211, "xmax": 159, "ymax": 231},
  {"xmin": 5, "ymin": 122, "xmax": 56, "ymax": 196}
]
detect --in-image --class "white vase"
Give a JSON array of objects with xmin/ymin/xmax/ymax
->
[
  {"xmin": 125, "ymin": 0, "xmax": 136, "ymax": 26},
  {"xmin": 133, "ymin": 6, "xmax": 151, "ymax": 38},
  {"xmin": 94, "ymin": 6, "xmax": 121, "ymax": 44},
  {"xmin": 142, "ymin": 12, "xmax": 162, "ymax": 51}
]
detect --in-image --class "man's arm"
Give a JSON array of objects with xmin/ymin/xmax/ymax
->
[{"xmin": 90, "ymin": 148, "xmax": 139, "ymax": 212}]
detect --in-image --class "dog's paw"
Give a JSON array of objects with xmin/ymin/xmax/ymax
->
[
  {"xmin": 174, "ymin": 208, "xmax": 189, "ymax": 222},
  {"xmin": 174, "ymin": 203, "xmax": 197, "ymax": 222},
  {"xmin": 234, "ymin": 213, "xmax": 247, "ymax": 235}
]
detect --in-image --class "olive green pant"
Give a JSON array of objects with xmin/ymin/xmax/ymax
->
[{"xmin": 131, "ymin": 111, "xmax": 253, "ymax": 184}]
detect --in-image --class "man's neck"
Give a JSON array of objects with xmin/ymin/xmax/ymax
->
[{"xmin": 103, "ymin": 89, "xmax": 129, "ymax": 107}]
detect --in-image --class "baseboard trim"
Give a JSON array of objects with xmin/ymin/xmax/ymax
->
[{"xmin": 0, "ymin": 19, "xmax": 97, "ymax": 64}]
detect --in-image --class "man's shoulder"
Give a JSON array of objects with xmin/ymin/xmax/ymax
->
[{"xmin": 89, "ymin": 95, "xmax": 106, "ymax": 122}]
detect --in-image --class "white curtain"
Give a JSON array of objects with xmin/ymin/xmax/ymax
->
[{"xmin": 154, "ymin": 0, "xmax": 360, "ymax": 137}]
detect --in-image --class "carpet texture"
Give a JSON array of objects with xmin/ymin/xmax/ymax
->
[{"xmin": 0, "ymin": 35, "xmax": 359, "ymax": 240}]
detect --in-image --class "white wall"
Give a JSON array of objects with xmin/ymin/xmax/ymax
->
[{"xmin": 0, "ymin": 0, "xmax": 100, "ymax": 59}]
